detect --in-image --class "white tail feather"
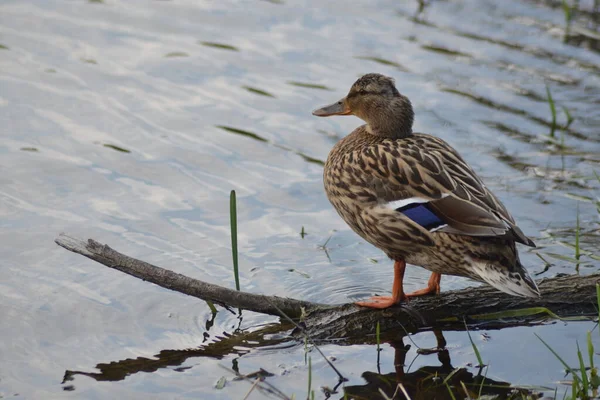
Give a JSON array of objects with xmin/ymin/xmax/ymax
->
[
  {"xmin": 472, "ymin": 262, "xmax": 540, "ymax": 298},
  {"xmin": 386, "ymin": 193, "xmax": 449, "ymax": 211}
]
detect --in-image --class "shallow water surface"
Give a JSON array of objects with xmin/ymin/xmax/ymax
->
[{"xmin": 1, "ymin": 0, "xmax": 599, "ymax": 398}]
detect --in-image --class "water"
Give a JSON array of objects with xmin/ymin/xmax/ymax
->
[{"xmin": 1, "ymin": 0, "xmax": 599, "ymax": 398}]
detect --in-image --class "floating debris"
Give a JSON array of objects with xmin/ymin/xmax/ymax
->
[
  {"xmin": 216, "ymin": 125, "xmax": 324, "ymax": 165},
  {"xmin": 420, "ymin": 44, "xmax": 471, "ymax": 57},
  {"xmin": 287, "ymin": 81, "xmax": 332, "ymax": 90},
  {"xmin": 199, "ymin": 41, "xmax": 239, "ymax": 51},
  {"xmin": 295, "ymin": 152, "xmax": 325, "ymax": 166},
  {"xmin": 288, "ymin": 268, "xmax": 310, "ymax": 278},
  {"xmin": 216, "ymin": 125, "xmax": 268, "ymax": 142},
  {"xmin": 103, "ymin": 144, "xmax": 131, "ymax": 153},
  {"xmin": 242, "ymin": 86, "xmax": 275, "ymax": 98},
  {"xmin": 355, "ymin": 56, "xmax": 410, "ymax": 72},
  {"xmin": 164, "ymin": 52, "xmax": 188, "ymax": 58}
]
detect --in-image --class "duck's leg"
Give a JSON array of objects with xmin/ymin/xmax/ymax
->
[
  {"xmin": 405, "ymin": 272, "xmax": 441, "ymax": 297},
  {"xmin": 355, "ymin": 259, "xmax": 407, "ymax": 309}
]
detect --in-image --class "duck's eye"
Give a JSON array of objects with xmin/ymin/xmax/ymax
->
[{"xmin": 358, "ymin": 89, "xmax": 367, "ymax": 95}]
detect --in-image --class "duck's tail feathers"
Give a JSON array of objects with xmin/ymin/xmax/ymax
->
[{"xmin": 472, "ymin": 261, "xmax": 540, "ymax": 298}]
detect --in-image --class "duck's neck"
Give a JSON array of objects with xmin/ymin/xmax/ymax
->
[{"xmin": 364, "ymin": 95, "xmax": 414, "ymax": 139}]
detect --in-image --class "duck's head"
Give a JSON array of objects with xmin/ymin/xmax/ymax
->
[{"xmin": 312, "ymin": 73, "xmax": 414, "ymax": 138}]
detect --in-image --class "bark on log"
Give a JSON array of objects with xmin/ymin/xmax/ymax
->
[{"xmin": 55, "ymin": 233, "xmax": 599, "ymax": 340}]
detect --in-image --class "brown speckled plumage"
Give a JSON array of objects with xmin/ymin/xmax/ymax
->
[{"xmin": 314, "ymin": 73, "xmax": 539, "ymax": 307}]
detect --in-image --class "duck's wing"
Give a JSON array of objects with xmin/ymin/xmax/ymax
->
[{"xmin": 373, "ymin": 134, "xmax": 535, "ymax": 247}]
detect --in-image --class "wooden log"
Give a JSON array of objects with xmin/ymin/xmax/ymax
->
[
  {"xmin": 55, "ymin": 234, "xmax": 599, "ymax": 340},
  {"xmin": 55, "ymin": 234, "xmax": 324, "ymax": 317}
]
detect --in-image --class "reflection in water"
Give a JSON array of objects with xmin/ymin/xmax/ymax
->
[
  {"xmin": 61, "ymin": 315, "xmax": 539, "ymax": 399},
  {"xmin": 344, "ymin": 331, "xmax": 536, "ymax": 400},
  {"xmin": 62, "ymin": 321, "xmax": 291, "ymax": 386}
]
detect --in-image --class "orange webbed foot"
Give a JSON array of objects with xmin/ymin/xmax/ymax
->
[
  {"xmin": 355, "ymin": 259, "xmax": 408, "ymax": 309},
  {"xmin": 355, "ymin": 295, "xmax": 406, "ymax": 309},
  {"xmin": 405, "ymin": 272, "xmax": 442, "ymax": 298}
]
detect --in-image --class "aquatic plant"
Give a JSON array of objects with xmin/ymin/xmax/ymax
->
[
  {"xmin": 562, "ymin": 0, "xmax": 573, "ymax": 40},
  {"xmin": 546, "ymin": 84, "xmax": 558, "ymax": 138},
  {"xmin": 230, "ymin": 190, "xmax": 240, "ymax": 291},
  {"xmin": 534, "ymin": 285, "xmax": 600, "ymax": 399}
]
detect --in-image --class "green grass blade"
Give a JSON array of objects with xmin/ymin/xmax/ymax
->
[
  {"xmin": 460, "ymin": 381, "xmax": 473, "ymax": 399},
  {"xmin": 563, "ymin": 106, "xmax": 574, "ymax": 128},
  {"xmin": 376, "ymin": 321, "xmax": 381, "ymax": 352},
  {"xmin": 304, "ymin": 336, "xmax": 308, "ymax": 365},
  {"xmin": 445, "ymin": 383, "xmax": 457, "ymax": 400},
  {"xmin": 576, "ymin": 341, "xmax": 589, "ymax": 392},
  {"xmin": 470, "ymin": 307, "xmax": 561, "ymax": 320},
  {"xmin": 377, "ymin": 389, "xmax": 392, "ymax": 400},
  {"xmin": 206, "ymin": 300, "xmax": 217, "ymax": 314},
  {"xmin": 464, "ymin": 320, "xmax": 484, "ymax": 367},
  {"xmin": 586, "ymin": 330, "xmax": 600, "ymax": 390},
  {"xmin": 443, "ymin": 368, "xmax": 463, "ymax": 385},
  {"xmin": 307, "ymin": 356, "xmax": 312, "ymax": 400},
  {"xmin": 587, "ymin": 331, "xmax": 594, "ymax": 370},
  {"xmin": 597, "ymin": 283, "xmax": 600, "ymax": 328},
  {"xmin": 478, "ymin": 366, "xmax": 489, "ymax": 398},
  {"xmin": 546, "ymin": 85, "xmax": 557, "ymax": 138},
  {"xmin": 562, "ymin": 0, "xmax": 572, "ymax": 37},
  {"xmin": 230, "ymin": 190, "xmax": 240, "ymax": 291},
  {"xmin": 535, "ymin": 333, "xmax": 582, "ymax": 383},
  {"xmin": 575, "ymin": 203, "xmax": 581, "ymax": 266}
]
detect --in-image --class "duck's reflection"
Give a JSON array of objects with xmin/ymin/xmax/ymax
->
[
  {"xmin": 62, "ymin": 320, "xmax": 535, "ymax": 399},
  {"xmin": 343, "ymin": 330, "xmax": 533, "ymax": 400}
]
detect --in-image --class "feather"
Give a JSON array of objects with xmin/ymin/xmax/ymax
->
[
  {"xmin": 386, "ymin": 197, "xmax": 430, "ymax": 210},
  {"xmin": 396, "ymin": 203, "xmax": 447, "ymax": 231},
  {"xmin": 386, "ymin": 197, "xmax": 448, "ymax": 231},
  {"xmin": 372, "ymin": 134, "xmax": 535, "ymax": 246}
]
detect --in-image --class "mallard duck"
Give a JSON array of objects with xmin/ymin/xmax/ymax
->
[{"xmin": 313, "ymin": 73, "xmax": 539, "ymax": 309}]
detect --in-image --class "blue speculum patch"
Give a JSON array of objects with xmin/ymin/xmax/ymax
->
[{"xmin": 396, "ymin": 203, "xmax": 446, "ymax": 230}]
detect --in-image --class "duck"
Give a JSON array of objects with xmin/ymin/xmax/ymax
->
[{"xmin": 312, "ymin": 73, "xmax": 539, "ymax": 309}]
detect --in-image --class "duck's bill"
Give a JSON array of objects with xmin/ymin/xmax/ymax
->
[{"xmin": 312, "ymin": 98, "xmax": 352, "ymax": 117}]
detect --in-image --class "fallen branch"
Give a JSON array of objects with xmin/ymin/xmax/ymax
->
[
  {"xmin": 55, "ymin": 233, "xmax": 599, "ymax": 339},
  {"xmin": 55, "ymin": 233, "xmax": 323, "ymax": 318}
]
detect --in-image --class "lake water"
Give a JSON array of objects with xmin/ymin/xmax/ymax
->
[{"xmin": 1, "ymin": 0, "xmax": 599, "ymax": 398}]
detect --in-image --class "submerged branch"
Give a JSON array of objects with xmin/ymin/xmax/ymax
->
[{"xmin": 55, "ymin": 233, "xmax": 599, "ymax": 339}]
